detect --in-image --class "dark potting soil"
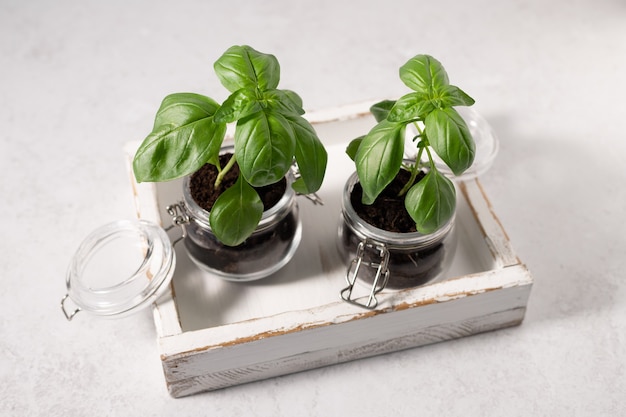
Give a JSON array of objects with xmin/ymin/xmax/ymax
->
[
  {"xmin": 350, "ymin": 169, "xmax": 426, "ymax": 233},
  {"xmin": 189, "ymin": 153, "xmax": 287, "ymax": 213}
]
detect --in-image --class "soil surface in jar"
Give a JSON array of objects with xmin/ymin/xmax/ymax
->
[
  {"xmin": 350, "ymin": 168, "xmax": 425, "ymax": 233},
  {"xmin": 345, "ymin": 168, "xmax": 448, "ymax": 289},
  {"xmin": 189, "ymin": 153, "xmax": 286, "ymax": 212}
]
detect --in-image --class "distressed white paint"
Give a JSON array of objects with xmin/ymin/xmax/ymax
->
[
  {"xmin": 125, "ymin": 102, "xmax": 533, "ymax": 398},
  {"xmin": 162, "ymin": 269, "xmax": 530, "ymax": 397}
]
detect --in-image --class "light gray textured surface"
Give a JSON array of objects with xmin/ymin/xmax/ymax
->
[{"xmin": 2, "ymin": 0, "xmax": 625, "ymax": 415}]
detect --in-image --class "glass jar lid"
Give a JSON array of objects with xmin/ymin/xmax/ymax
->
[{"xmin": 61, "ymin": 219, "xmax": 175, "ymax": 320}]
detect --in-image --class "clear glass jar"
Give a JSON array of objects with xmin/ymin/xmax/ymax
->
[
  {"xmin": 338, "ymin": 171, "xmax": 457, "ymax": 308},
  {"xmin": 177, "ymin": 171, "xmax": 302, "ymax": 281}
]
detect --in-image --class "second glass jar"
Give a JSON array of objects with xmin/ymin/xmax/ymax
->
[{"xmin": 338, "ymin": 171, "xmax": 457, "ymax": 304}]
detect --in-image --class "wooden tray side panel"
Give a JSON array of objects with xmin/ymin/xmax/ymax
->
[
  {"xmin": 162, "ymin": 265, "xmax": 532, "ymax": 397},
  {"xmin": 459, "ymin": 180, "xmax": 520, "ymax": 268},
  {"xmin": 162, "ymin": 266, "xmax": 531, "ymax": 397}
]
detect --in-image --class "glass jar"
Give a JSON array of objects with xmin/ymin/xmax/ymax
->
[
  {"xmin": 175, "ymin": 171, "xmax": 302, "ymax": 281},
  {"xmin": 338, "ymin": 171, "xmax": 457, "ymax": 309}
]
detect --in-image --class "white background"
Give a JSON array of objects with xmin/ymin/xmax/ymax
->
[{"xmin": 2, "ymin": 0, "xmax": 625, "ymax": 415}]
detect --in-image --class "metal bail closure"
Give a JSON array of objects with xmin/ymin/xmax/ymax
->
[
  {"xmin": 165, "ymin": 201, "xmax": 190, "ymax": 245},
  {"xmin": 61, "ymin": 219, "xmax": 176, "ymax": 321},
  {"xmin": 341, "ymin": 239, "xmax": 390, "ymax": 309}
]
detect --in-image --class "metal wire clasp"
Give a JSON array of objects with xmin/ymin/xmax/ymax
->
[
  {"xmin": 341, "ymin": 239, "xmax": 390, "ymax": 309},
  {"xmin": 61, "ymin": 293, "xmax": 80, "ymax": 321},
  {"xmin": 165, "ymin": 202, "xmax": 190, "ymax": 246}
]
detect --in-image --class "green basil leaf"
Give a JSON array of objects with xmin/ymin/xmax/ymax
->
[
  {"xmin": 355, "ymin": 120, "xmax": 405, "ymax": 204},
  {"xmin": 213, "ymin": 88, "xmax": 261, "ymax": 124},
  {"xmin": 235, "ymin": 109, "xmax": 295, "ymax": 187},
  {"xmin": 439, "ymin": 85, "xmax": 475, "ymax": 107},
  {"xmin": 133, "ymin": 93, "xmax": 226, "ymax": 182},
  {"xmin": 284, "ymin": 114, "xmax": 328, "ymax": 194},
  {"xmin": 209, "ymin": 174, "xmax": 263, "ymax": 246},
  {"xmin": 425, "ymin": 108, "xmax": 475, "ymax": 176},
  {"xmin": 263, "ymin": 89, "xmax": 305, "ymax": 116},
  {"xmin": 281, "ymin": 90, "xmax": 305, "ymax": 115},
  {"xmin": 399, "ymin": 55, "xmax": 449, "ymax": 95},
  {"xmin": 370, "ymin": 100, "xmax": 396, "ymax": 122},
  {"xmin": 345, "ymin": 136, "xmax": 364, "ymax": 161},
  {"xmin": 214, "ymin": 45, "xmax": 280, "ymax": 93},
  {"xmin": 152, "ymin": 92, "xmax": 220, "ymax": 128},
  {"xmin": 387, "ymin": 92, "xmax": 435, "ymax": 122},
  {"xmin": 291, "ymin": 179, "xmax": 306, "ymax": 195},
  {"xmin": 405, "ymin": 169, "xmax": 456, "ymax": 234}
]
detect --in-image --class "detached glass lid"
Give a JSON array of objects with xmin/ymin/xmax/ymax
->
[
  {"xmin": 406, "ymin": 106, "xmax": 499, "ymax": 180},
  {"xmin": 61, "ymin": 219, "xmax": 175, "ymax": 320}
]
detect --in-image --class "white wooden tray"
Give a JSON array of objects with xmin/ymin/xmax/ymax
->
[{"xmin": 125, "ymin": 102, "xmax": 532, "ymax": 398}]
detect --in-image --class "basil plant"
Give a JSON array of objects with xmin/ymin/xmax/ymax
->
[
  {"xmin": 347, "ymin": 54, "xmax": 475, "ymax": 234},
  {"xmin": 133, "ymin": 45, "xmax": 328, "ymax": 246}
]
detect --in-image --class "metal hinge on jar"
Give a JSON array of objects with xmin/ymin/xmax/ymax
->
[
  {"xmin": 341, "ymin": 239, "xmax": 390, "ymax": 309},
  {"xmin": 165, "ymin": 202, "xmax": 190, "ymax": 246}
]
